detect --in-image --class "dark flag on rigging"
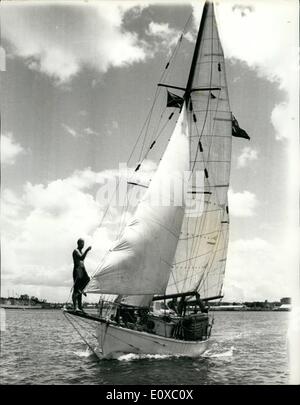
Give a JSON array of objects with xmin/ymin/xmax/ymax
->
[
  {"xmin": 167, "ymin": 91, "xmax": 184, "ymax": 109},
  {"xmin": 232, "ymin": 114, "xmax": 250, "ymax": 140}
]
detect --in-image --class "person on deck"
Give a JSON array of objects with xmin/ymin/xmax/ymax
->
[
  {"xmin": 168, "ymin": 297, "xmax": 178, "ymax": 314},
  {"xmin": 72, "ymin": 238, "xmax": 91, "ymax": 311}
]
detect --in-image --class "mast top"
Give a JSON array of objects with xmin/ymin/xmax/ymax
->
[{"xmin": 184, "ymin": 1, "xmax": 212, "ymax": 104}]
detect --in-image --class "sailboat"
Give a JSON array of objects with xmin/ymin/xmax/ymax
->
[{"xmin": 64, "ymin": 1, "xmax": 249, "ymax": 359}]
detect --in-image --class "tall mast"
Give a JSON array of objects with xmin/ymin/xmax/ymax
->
[{"xmin": 184, "ymin": 1, "xmax": 210, "ymax": 105}]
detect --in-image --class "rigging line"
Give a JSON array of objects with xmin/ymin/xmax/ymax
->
[
  {"xmin": 196, "ymin": 235, "xmax": 222, "ymax": 291},
  {"xmin": 90, "ymin": 113, "xmax": 179, "ymax": 280},
  {"xmin": 200, "ymin": 279, "xmax": 227, "ymax": 293},
  {"xmin": 138, "ymin": 26, "xmax": 182, "ymax": 159},
  {"xmin": 115, "ymin": 107, "xmax": 177, "ymax": 241},
  {"xmin": 179, "ymin": 227, "xmax": 226, "ymax": 240},
  {"xmin": 158, "ymin": 12, "xmax": 193, "ymax": 83},
  {"xmin": 198, "ymin": 232, "xmax": 228, "ymax": 292},
  {"xmin": 180, "ymin": 244, "xmax": 226, "ymax": 291},
  {"xmin": 175, "ymin": 109, "xmax": 205, "ymax": 290},
  {"xmin": 92, "ymin": 14, "xmax": 193, "ymax": 269},
  {"xmin": 141, "ymin": 11, "xmax": 193, "ymax": 153},
  {"xmin": 169, "ymin": 267, "xmax": 180, "ymax": 294},
  {"xmin": 199, "ymin": 27, "xmax": 232, "ymax": 216},
  {"xmin": 203, "ymin": 31, "xmax": 232, "ymax": 228},
  {"xmin": 92, "ymin": 106, "xmax": 154, "ymax": 250},
  {"xmin": 189, "ymin": 63, "xmax": 229, "ymax": 268},
  {"xmin": 91, "ymin": 15, "xmax": 223, "ymax": 284},
  {"xmin": 138, "ymin": 86, "xmax": 161, "ymax": 162},
  {"xmin": 110, "ymin": 99, "xmax": 178, "ymax": 242},
  {"xmin": 173, "ymin": 246, "xmax": 225, "ymax": 265},
  {"xmin": 63, "ymin": 312, "xmax": 100, "ymax": 358},
  {"xmin": 135, "ymin": 105, "xmax": 174, "ymax": 169},
  {"xmin": 89, "ymin": 113, "xmax": 166, "ymax": 278},
  {"xmin": 191, "ymin": 131, "xmax": 230, "ymax": 282},
  {"xmin": 139, "ymin": 13, "xmax": 193, "ymax": 159},
  {"xmin": 188, "ymin": 190, "xmax": 210, "ymax": 258},
  {"xmin": 179, "ymin": 197, "xmax": 227, "ymax": 295},
  {"xmin": 116, "ymin": 179, "xmax": 137, "ymax": 241},
  {"xmin": 69, "ymin": 312, "xmax": 102, "ymax": 331},
  {"xmin": 168, "ymin": 261, "xmax": 226, "ymax": 289},
  {"xmin": 146, "ymin": 212, "xmax": 185, "ymax": 240},
  {"xmin": 191, "ymin": 207, "xmax": 219, "ymax": 280},
  {"xmin": 98, "ymin": 319, "xmax": 109, "ymax": 354},
  {"xmin": 143, "ymin": 89, "xmax": 172, "ymax": 157},
  {"xmin": 64, "ymin": 311, "xmax": 98, "ymax": 339},
  {"xmin": 190, "ymin": 12, "xmax": 215, "ymax": 177},
  {"xmin": 116, "ymin": 108, "xmax": 169, "ymax": 238},
  {"xmin": 190, "ymin": 30, "xmax": 224, "ymax": 186},
  {"xmin": 194, "ymin": 213, "xmax": 228, "ymax": 286},
  {"xmin": 147, "ymin": 108, "xmax": 177, "ymax": 153},
  {"xmin": 139, "ymin": 11, "xmax": 193, "ymax": 159},
  {"xmin": 167, "ymin": 266, "xmax": 212, "ymax": 287},
  {"xmin": 216, "ymin": 249, "xmax": 227, "ymax": 294},
  {"xmin": 159, "ymin": 11, "xmax": 193, "ymax": 86},
  {"xmin": 149, "ymin": 105, "xmax": 167, "ymax": 147},
  {"xmin": 96, "ymin": 83, "xmax": 169, "ymax": 228},
  {"xmin": 185, "ymin": 20, "xmax": 216, "ymax": 269},
  {"xmin": 188, "ymin": 186, "xmax": 214, "ymax": 268}
]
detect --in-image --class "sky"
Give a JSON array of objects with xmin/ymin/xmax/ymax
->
[{"xmin": 0, "ymin": 0, "xmax": 299, "ymax": 303}]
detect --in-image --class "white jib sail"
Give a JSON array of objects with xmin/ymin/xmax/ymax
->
[{"xmin": 86, "ymin": 106, "xmax": 190, "ymax": 295}]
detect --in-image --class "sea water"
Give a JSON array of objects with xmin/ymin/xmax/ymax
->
[{"xmin": 0, "ymin": 309, "xmax": 289, "ymax": 384}]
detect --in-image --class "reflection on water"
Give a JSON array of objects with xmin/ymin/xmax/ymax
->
[{"xmin": 0, "ymin": 310, "xmax": 289, "ymax": 384}]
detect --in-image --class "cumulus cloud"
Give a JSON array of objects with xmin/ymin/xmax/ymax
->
[
  {"xmin": 191, "ymin": 0, "xmax": 298, "ymax": 141},
  {"xmin": 1, "ymin": 133, "xmax": 25, "ymax": 165},
  {"xmin": 146, "ymin": 21, "xmax": 180, "ymax": 48},
  {"xmin": 1, "ymin": 161, "xmax": 156, "ymax": 300},
  {"xmin": 224, "ymin": 237, "xmax": 291, "ymax": 301},
  {"xmin": 228, "ymin": 188, "xmax": 258, "ymax": 217},
  {"xmin": 237, "ymin": 147, "xmax": 258, "ymax": 168},
  {"xmin": 146, "ymin": 20, "xmax": 194, "ymax": 54},
  {"xmin": 1, "ymin": 2, "xmax": 149, "ymax": 84}
]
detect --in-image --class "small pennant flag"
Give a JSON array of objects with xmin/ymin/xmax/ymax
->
[
  {"xmin": 232, "ymin": 114, "xmax": 250, "ymax": 140},
  {"xmin": 167, "ymin": 91, "xmax": 184, "ymax": 109}
]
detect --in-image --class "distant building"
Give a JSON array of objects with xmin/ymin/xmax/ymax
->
[{"xmin": 280, "ymin": 297, "xmax": 291, "ymax": 305}]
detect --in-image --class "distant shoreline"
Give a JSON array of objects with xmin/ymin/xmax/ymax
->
[{"xmin": 0, "ymin": 306, "xmax": 291, "ymax": 312}]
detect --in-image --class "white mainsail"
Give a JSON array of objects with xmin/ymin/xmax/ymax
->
[
  {"xmin": 86, "ymin": 106, "xmax": 190, "ymax": 295},
  {"xmin": 166, "ymin": 2, "xmax": 232, "ymax": 299}
]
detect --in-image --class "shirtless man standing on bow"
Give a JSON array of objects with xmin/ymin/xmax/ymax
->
[{"xmin": 72, "ymin": 238, "xmax": 91, "ymax": 311}]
